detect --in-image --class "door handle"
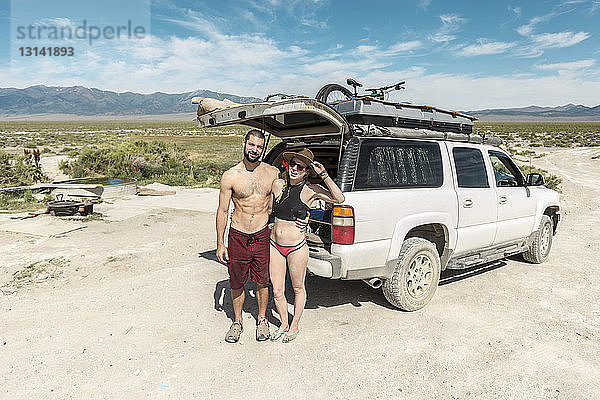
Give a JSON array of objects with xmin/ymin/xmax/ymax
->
[
  {"xmin": 499, "ymin": 195, "xmax": 507, "ymax": 205},
  {"xmin": 463, "ymin": 198, "xmax": 473, "ymax": 208}
]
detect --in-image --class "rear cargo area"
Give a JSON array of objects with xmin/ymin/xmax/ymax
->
[{"xmin": 264, "ymin": 140, "xmax": 342, "ymax": 250}]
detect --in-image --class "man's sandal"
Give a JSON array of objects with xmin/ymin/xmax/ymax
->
[
  {"xmin": 282, "ymin": 331, "xmax": 299, "ymax": 343},
  {"xmin": 270, "ymin": 328, "xmax": 288, "ymax": 342},
  {"xmin": 225, "ymin": 321, "xmax": 243, "ymax": 343},
  {"xmin": 256, "ymin": 317, "xmax": 270, "ymax": 342}
]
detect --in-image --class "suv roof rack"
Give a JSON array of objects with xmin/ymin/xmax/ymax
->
[{"xmin": 351, "ymin": 124, "xmax": 503, "ymax": 146}]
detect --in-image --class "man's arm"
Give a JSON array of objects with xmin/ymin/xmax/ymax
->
[{"xmin": 216, "ymin": 171, "xmax": 233, "ymax": 263}]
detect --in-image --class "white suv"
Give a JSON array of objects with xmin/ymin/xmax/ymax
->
[{"xmin": 195, "ymin": 96, "xmax": 560, "ymax": 311}]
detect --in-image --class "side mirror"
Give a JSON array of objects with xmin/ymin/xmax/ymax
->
[{"xmin": 526, "ymin": 173, "xmax": 545, "ymax": 186}]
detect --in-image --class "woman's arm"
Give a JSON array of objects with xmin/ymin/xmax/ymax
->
[
  {"xmin": 307, "ymin": 161, "xmax": 345, "ymax": 204},
  {"xmin": 271, "ymin": 178, "xmax": 284, "ymax": 207}
]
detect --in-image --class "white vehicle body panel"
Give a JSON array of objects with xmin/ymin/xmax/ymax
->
[
  {"xmin": 494, "ymin": 185, "xmax": 537, "ymax": 244},
  {"xmin": 445, "ymin": 142, "xmax": 498, "ymax": 255},
  {"xmin": 330, "ymin": 240, "xmax": 391, "ymax": 277},
  {"xmin": 307, "ymin": 256, "xmax": 333, "ymax": 277},
  {"xmin": 325, "ymin": 140, "xmax": 560, "ymax": 277}
]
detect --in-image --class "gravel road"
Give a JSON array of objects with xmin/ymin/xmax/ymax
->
[{"xmin": 0, "ymin": 147, "xmax": 598, "ymax": 399}]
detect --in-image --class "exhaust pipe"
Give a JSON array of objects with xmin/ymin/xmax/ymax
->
[{"xmin": 363, "ymin": 277, "xmax": 382, "ymax": 289}]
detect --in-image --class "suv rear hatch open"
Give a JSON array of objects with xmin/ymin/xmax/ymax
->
[
  {"xmin": 194, "ymin": 97, "xmax": 348, "ymax": 140},
  {"xmin": 194, "ymin": 97, "xmax": 347, "ymax": 252}
]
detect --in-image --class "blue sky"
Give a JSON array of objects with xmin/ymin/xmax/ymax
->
[{"xmin": 1, "ymin": 0, "xmax": 599, "ymax": 109}]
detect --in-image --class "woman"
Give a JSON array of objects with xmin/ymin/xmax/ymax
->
[{"xmin": 269, "ymin": 149, "xmax": 345, "ymax": 342}]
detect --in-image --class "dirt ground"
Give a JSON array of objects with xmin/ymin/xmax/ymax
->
[{"xmin": 1, "ymin": 147, "xmax": 599, "ymax": 399}]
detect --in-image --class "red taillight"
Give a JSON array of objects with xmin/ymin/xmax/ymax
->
[{"xmin": 331, "ymin": 205, "xmax": 354, "ymax": 245}]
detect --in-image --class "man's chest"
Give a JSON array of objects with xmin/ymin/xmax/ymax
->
[{"xmin": 232, "ymin": 173, "xmax": 271, "ymax": 199}]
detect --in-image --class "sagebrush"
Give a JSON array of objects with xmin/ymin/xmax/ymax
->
[{"xmin": 59, "ymin": 140, "xmax": 233, "ymax": 186}]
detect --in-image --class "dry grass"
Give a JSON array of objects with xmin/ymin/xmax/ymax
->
[{"xmin": 1, "ymin": 257, "xmax": 68, "ymax": 295}]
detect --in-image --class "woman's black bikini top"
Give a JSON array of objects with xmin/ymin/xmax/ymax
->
[{"xmin": 272, "ymin": 182, "xmax": 310, "ymax": 221}]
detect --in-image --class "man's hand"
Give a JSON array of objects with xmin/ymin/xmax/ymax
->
[
  {"xmin": 295, "ymin": 215, "xmax": 309, "ymax": 231},
  {"xmin": 216, "ymin": 244, "xmax": 229, "ymax": 264}
]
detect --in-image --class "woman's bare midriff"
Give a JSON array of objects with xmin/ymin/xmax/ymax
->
[{"xmin": 271, "ymin": 218, "xmax": 305, "ymax": 245}]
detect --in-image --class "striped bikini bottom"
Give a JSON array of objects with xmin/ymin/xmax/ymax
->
[{"xmin": 269, "ymin": 238, "xmax": 307, "ymax": 257}]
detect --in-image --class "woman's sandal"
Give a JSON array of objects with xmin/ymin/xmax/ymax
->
[
  {"xmin": 282, "ymin": 331, "xmax": 299, "ymax": 343},
  {"xmin": 270, "ymin": 328, "xmax": 288, "ymax": 342}
]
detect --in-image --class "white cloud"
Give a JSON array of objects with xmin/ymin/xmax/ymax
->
[
  {"xmin": 514, "ymin": 8, "xmax": 591, "ymax": 57},
  {"xmin": 501, "ymin": 6, "xmax": 521, "ymax": 28},
  {"xmin": 459, "ymin": 40, "xmax": 516, "ymax": 57},
  {"xmin": 354, "ymin": 41, "xmax": 422, "ymax": 58},
  {"xmin": 429, "ymin": 34, "xmax": 456, "ymax": 43},
  {"xmin": 300, "ymin": 17, "xmax": 328, "ymax": 29},
  {"xmin": 536, "ymin": 60, "xmax": 596, "ymax": 70},
  {"xmin": 440, "ymin": 14, "xmax": 466, "ymax": 26},
  {"xmin": 516, "ymin": 13, "xmax": 555, "ymax": 37},
  {"xmin": 2, "ymin": 6, "xmax": 599, "ymax": 110},
  {"xmin": 388, "ymin": 40, "xmax": 422, "ymax": 53},
  {"xmin": 4, "ymin": 50, "xmax": 600, "ymax": 109},
  {"xmin": 158, "ymin": 10, "xmax": 223, "ymax": 39},
  {"xmin": 36, "ymin": 17, "xmax": 76, "ymax": 28},
  {"xmin": 428, "ymin": 13, "xmax": 466, "ymax": 43},
  {"xmin": 418, "ymin": 0, "xmax": 432, "ymax": 9},
  {"xmin": 380, "ymin": 72, "xmax": 600, "ymax": 109},
  {"xmin": 531, "ymin": 31, "xmax": 591, "ymax": 48},
  {"xmin": 509, "ymin": 6, "xmax": 521, "ymax": 16}
]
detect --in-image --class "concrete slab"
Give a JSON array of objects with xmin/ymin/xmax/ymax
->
[
  {"xmin": 0, "ymin": 212, "xmax": 29, "ymax": 224},
  {"xmin": 0, "ymin": 215, "xmax": 86, "ymax": 237},
  {"xmin": 93, "ymin": 203, "xmax": 150, "ymax": 222},
  {"xmin": 140, "ymin": 182, "xmax": 176, "ymax": 191},
  {"xmin": 135, "ymin": 188, "xmax": 218, "ymax": 213},
  {"xmin": 95, "ymin": 188, "xmax": 219, "ymax": 221}
]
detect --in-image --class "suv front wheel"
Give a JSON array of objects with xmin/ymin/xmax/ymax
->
[
  {"xmin": 522, "ymin": 215, "xmax": 553, "ymax": 264},
  {"xmin": 383, "ymin": 237, "xmax": 441, "ymax": 311}
]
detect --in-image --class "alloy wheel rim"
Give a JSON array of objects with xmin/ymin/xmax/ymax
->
[
  {"xmin": 540, "ymin": 223, "xmax": 551, "ymax": 255},
  {"xmin": 406, "ymin": 254, "xmax": 433, "ymax": 298}
]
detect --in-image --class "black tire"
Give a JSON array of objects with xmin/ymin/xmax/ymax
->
[
  {"xmin": 382, "ymin": 237, "xmax": 441, "ymax": 311},
  {"xmin": 315, "ymin": 84, "xmax": 353, "ymax": 104},
  {"xmin": 523, "ymin": 215, "xmax": 553, "ymax": 263}
]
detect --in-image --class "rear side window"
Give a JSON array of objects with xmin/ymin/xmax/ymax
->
[
  {"xmin": 452, "ymin": 147, "xmax": 489, "ymax": 188},
  {"xmin": 354, "ymin": 139, "xmax": 443, "ymax": 189}
]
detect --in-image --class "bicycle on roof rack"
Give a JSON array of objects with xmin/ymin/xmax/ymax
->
[{"xmin": 315, "ymin": 78, "xmax": 405, "ymax": 104}]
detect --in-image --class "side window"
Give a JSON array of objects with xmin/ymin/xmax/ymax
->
[
  {"xmin": 489, "ymin": 151, "xmax": 524, "ymax": 187},
  {"xmin": 354, "ymin": 139, "xmax": 443, "ymax": 189},
  {"xmin": 452, "ymin": 147, "xmax": 489, "ymax": 188}
]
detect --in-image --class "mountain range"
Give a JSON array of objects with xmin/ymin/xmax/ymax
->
[
  {"xmin": 468, "ymin": 104, "xmax": 600, "ymax": 121},
  {"xmin": 0, "ymin": 85, "xmax": 261, "ymax": 116},
  {"xmin": 0, "ymin": 85, "xmax": 598, "ymax": 120}
]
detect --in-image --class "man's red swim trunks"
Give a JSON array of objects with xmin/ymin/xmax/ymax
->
[{"xmin": 227, "ymin": 226, "xmax": 270, "ymax": 290}]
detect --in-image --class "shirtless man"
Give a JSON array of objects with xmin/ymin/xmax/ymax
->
[{"xmin": 216, "ymin": 129, "xmax": 279, "ymax": 343}]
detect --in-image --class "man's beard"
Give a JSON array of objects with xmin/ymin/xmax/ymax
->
[{"xmin": 244, "ymin": 149, "xmax": 261, "ymax": 163}]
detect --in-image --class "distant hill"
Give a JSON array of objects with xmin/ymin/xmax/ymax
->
[
  {"xmin": 1, "ymin": 85, "xmax": 599, "ymax": 121},
  {"xmin": 468, "ymin": 104, "xmax": 600, "ymax": 121},
  {"xmin": 0, "ymin": 85, "xmax": 262, "ymax": 116}
]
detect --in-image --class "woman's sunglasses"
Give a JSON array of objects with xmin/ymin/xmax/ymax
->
[{"xmin": 289, "ymin": 160, "xmax": 308, "ymax": 171}]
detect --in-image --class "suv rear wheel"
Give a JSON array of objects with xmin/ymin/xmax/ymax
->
[{"xmin": 383, "ymin": 237, "xmax": 441, "ymax": 311}]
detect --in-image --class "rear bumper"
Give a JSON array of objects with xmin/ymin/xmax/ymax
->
[
  {"xmin": 307, "ymin": 246, "xmax": 390, "ymax": 280},
  {"xmin": 307, "ymin": 246, "xmax": 342, "ymax": 279}
]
